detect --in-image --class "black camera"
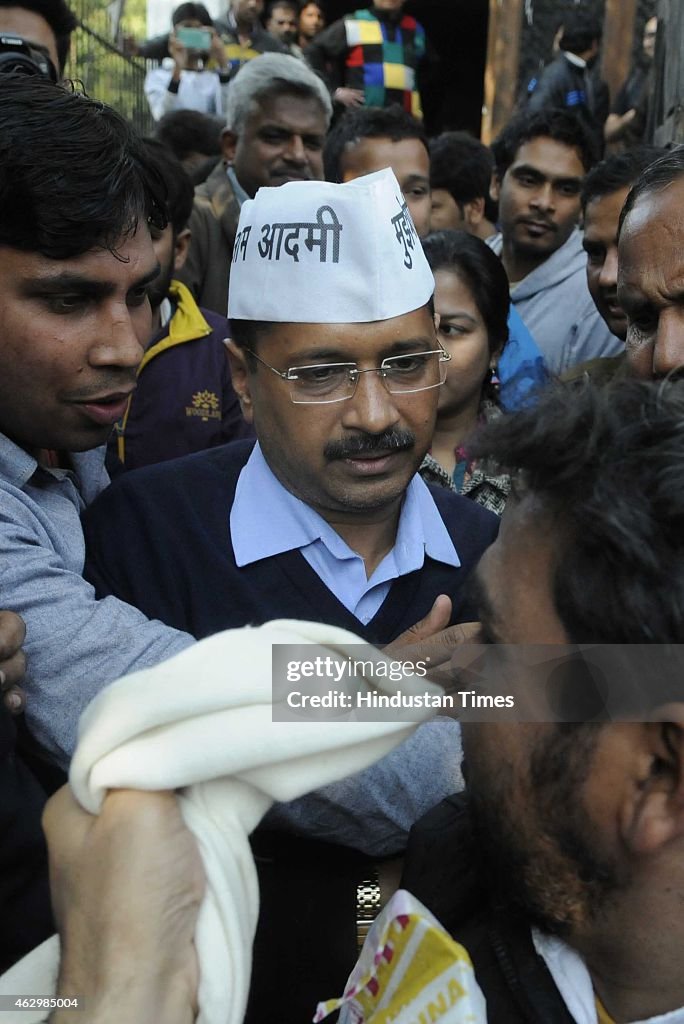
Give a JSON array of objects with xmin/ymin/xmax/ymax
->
[{"xmin": 0, "ymin": 34, "xmax": 57, "ymax": 82}]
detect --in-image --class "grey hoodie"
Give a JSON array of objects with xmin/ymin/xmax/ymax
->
[{"xmin": 489, "ymin": 227, "xmax": 623, "ymax": 375}]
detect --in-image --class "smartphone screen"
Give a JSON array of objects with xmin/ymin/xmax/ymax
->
[{"xmin": 176, "ymin": 27, "xmax": 212, "ymax": 52}]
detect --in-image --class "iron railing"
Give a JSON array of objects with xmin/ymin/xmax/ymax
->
[{"xmin": 64, "ymin": 0, "xmax": 155, "ymax": 135}]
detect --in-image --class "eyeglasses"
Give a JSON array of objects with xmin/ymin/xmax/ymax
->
[{"xmin": 244, "ymin": 347, "xmax": 452, "ymax": 404}]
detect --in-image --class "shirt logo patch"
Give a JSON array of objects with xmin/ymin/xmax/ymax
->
[{"xmin": 186, "ymin": 390, "xmax": 221, "ymax": 422}]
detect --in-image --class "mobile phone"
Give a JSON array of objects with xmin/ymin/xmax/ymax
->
[{"xmin": 176, "ymin": 27, "xmax": 212, "ymax": 52}]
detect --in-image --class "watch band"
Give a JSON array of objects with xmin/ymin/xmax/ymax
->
[{"xmin": 356, "ymin": 870, "xmax": 382, "ymax": 952}]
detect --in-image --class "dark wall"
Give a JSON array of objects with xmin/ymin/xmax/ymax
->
[{"xmin": 321, "ymin": 0, "xmax": 489, "ymax": 136}]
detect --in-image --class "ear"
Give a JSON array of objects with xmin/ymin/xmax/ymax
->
[
  {"xmin": 173, "ymin": 228, "xmax": 191, "ymax": 272},
  {"xmin": 223, "ymin": 339, "xmax": 254, "ymax": 423},
  {"xmin": 464, "ymin": 196, "xmax": 486, "ymax": 228},
  {"xmin": 220, "ymin": 128, "xmax": 238, "ymax": 165},
  {"xmin": 622, "ymin": 714, "xmax": 684, "ymax": 857},
  {"xmin": 490, "ymin": 173, "xmax": 501, "ymax": 203}
]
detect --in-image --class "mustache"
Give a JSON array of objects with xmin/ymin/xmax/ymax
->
[
  {"xmin": 517, "ymin": 216, "xmax": 557, "ymax": 232},
  {"xmin": 63, "ymin": 376, "xmax": 137, "ymax": 402},
  {"xmin": 325, "ymin": 429, "xmax": 416, "ymax": 461}
]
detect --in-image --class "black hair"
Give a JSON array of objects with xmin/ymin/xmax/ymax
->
[
  {"xmin": 0, "ymin": 0, "xmax": 76, "ymax": 73},
  {"xmin": 581, "ymin": 145, "xmax": 667, "ymax": 213},
  {"xmin": 266, "ymin": 0, "xmax": 298, "ymax": 15},
  {"xmin": 172, "ymin": 2, "xmax": 213, "ymax": 26},
  {"xmin": 422, "ymin": 230, "xmax": 509, "ymax": 357},
  {"xmin": 155, "ymin": 109, "xmax": 222, "ymax": 162},
  {"xmin": 559, "ymin": 8, "xmax": 602, "ymax": 55},
  {"xmin": 139, "ymin": 138, "xmax": 194, "ymax": 236},
  {"xmin": 229, "ymin": 320, "xmax": 273, "ymax": 370},
  {"xmin": 230, "ymin": 298, "xmax": 436, "ymax": 369},
  {"xmin": 0, "ymin": 75, "xmax": 167, "ymax": 258},
  {"xmin": 323, "ymin": 104, "xmax": 429, "ymax": 183},
  {"xmin": 619, "ymin": 145, "xmax": 684, "ymax": 236},
  {"xmin": 492, "ymin": 108, "xmax": 597, "ymax": 179},
  {"xmin": 429, "ymin": 131, "xmax": 493, "ymax": 209},
  {"xmin": 470, "ymin": 379, "xmax": 684, "ymax": 646}
]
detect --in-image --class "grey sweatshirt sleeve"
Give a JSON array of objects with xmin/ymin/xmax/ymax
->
[
  {"xmin": 262, "ymin": 717, "xmax": 464, "ymax": 856},
  {"xmin": 0, "ymin": 490, "xmax": 194, "ymax": 767}
]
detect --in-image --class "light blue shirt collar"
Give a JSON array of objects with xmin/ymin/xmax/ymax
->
[
  {"xmin": 226, "ymin": 165, "xmax": 250, "ymax": 208},
  {"xmin": 231, "ymin": 443, "xmax": 460, "ymax": 623}
]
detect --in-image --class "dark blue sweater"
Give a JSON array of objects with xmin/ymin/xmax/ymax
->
[{"xmin": 83, "ymin": 440, "xmax": 498, "ymax": 643}]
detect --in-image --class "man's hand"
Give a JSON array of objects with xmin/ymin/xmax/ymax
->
[
  {"xmin": 383, "ymin": 596, "xmax": 480, "ymax": 686},
  {"xmin": 604, "ymin": 108, "xmax": 637, "ymax": 143},
  {"xmin": 0, "ymin": 610, "xmax": 27, "ymax": 714},
  {"xmin": 334, "ymin": 87, "xmax": 365, "ymax": 108},
  {"xmin": 45, "ymin": 788, "xmax": 205, "ymax": 1024}
]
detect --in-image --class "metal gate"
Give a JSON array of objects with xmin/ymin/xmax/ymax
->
[{"xmin": 64, "ymin": 0, "xmax": 155, "ymax": 135}]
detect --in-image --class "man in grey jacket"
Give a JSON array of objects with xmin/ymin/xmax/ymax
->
[
  {"xmin": 489, "ymin": 108, "xmax": 622, "ymax": 375},
  {"xmin": 177, "ymin": 52, "xmax": 331, "ymax": 314}
]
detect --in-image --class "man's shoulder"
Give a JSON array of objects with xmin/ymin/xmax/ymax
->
[
  {"xmin": 513, "ymin": 230, "xmax": 585, "ymax": 300},
  {"xmin": 190, "ymin": 170, "xmax": 240, "ymax": 246},
  {"xmin": 197, "ymin": 304, "xmax": 230, "ymax": 336},
  {"xmin": 100, "ymin": 439, "xmax": 255, "ymax": 505},
  {"xmin": 194, "ymin": 163, "xmax": 234, "ymax": 206},
  {"xmin": 253, "ymin": 26, "xmax": 289, "ymax": 53},
  {"xmin": 426, "ymin": 481, "xmax": 500, "ymax": 545}
]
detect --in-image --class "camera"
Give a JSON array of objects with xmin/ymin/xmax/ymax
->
[{"xmin": 0, "ymin": 34, "xmax": 58, "ymax": 82}]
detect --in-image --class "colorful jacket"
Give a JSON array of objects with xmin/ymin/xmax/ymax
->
[
  {"xmin": 307, "ymin": 5, "xmax": 426, "ymax": 117},
  {"xmin": 107, "ymin": 280, "xmax": 252, "ymax": 473}
]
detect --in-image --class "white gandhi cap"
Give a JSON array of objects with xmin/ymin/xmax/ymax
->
[{"xmin": 227, "ymin": 167, "xmax": 435, "ymax": 324}]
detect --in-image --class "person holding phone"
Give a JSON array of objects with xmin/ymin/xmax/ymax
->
[{"xmin": 144, "ymin": 3, "xmax": 231, "ymax": 122}]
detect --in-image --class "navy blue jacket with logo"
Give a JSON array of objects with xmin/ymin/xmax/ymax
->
[{"xmin": 107, "ymin": 279, "xmax": 253, "ymax": 474}]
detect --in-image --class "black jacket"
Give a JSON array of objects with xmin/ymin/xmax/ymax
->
[
  {"xmin": 401, "ymin": 794, "xmax": 578, "ymax": 1023},
  {"xmin": 527, "ymin": 52, "xmax": 608, "ymax": 155}
]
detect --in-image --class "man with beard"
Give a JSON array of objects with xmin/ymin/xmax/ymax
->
[
  {"xmin": 84, "ymin": 168, "xmax": 498, "ymax": 643},
  {"xmin": 403, "ymin": 378, "xmax": 684, "ymax": 1022},
  {"xmin": 265, "ymin": 0, "xmax": 302, "ymax": 57},
  {"xmin": 490, "ymin": 108, "xmax": 622, "ymax": 375},
  {"xmin": 107, "ymin": 140, "xmax": 250, "ymax": 474}
]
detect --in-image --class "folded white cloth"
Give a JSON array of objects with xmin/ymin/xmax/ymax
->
[{"xmin": 0, "ymin": 620, "xmax": 435, "ymax": 1024}]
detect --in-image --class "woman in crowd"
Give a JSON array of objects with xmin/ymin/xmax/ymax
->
[{"xmin": 420, "ymin": 230, "xmax": 511, "ymax": 515}]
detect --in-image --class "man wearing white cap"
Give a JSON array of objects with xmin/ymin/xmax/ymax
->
[
  {"xmin": 85, "ymin": 168, "xmax": 498, "ymax": 653},
  {"xmin": 82, "ymin": 167, "xmax": 498, "ymax": 1020}
]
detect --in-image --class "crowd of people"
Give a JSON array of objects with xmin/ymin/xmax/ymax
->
[{"xmin": 0, "ymin": 0, "xmax": 683, "ymax": 1022}]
